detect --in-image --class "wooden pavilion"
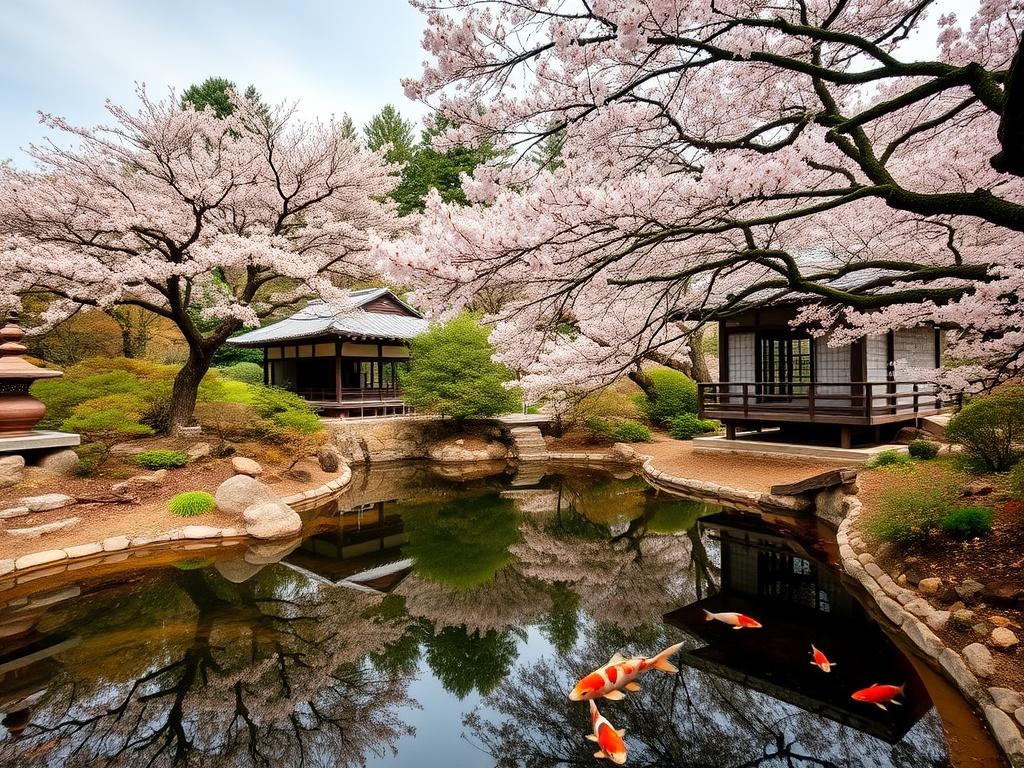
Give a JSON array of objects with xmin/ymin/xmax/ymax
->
[{"xmin": 228, "ymin": 288, "xmax": 429, "ymax": 417}]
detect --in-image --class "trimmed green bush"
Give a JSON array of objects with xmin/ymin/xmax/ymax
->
[
  {"xmin": 62, "ymin": 394, "xmax": 154, "ymax": 441},
  {"xmin": 1008, "ymin": 460, "xmax": 1024, "ymax": 501},
  {"xmin": 946, "ymin": 387, "xmax": 1024, "ymax": 471},
  {"xmin": 668, "ymin": 413, "xmax": 719, "ymax": 440},
  {"xmin": 271, "ymin": 409, "xmax": 323, "ymax": 434},
  {"xmin": 168, "ymin": 491, "xmax": 216, "ymax": 517},
  {"xmin": 220, "ymin": 361, "xmax": 264, "ymax": 386},
  {"xmin": 907, "ymin": 439, "xmax": 940, "ymax": 460},
  {"xmin": 607, "ymin": 420, "xmax": 651, "ymax": 442},
  {"xmin": 136, "ymin": 450, "xmax": 189, "ymax": 469},
  {"xmin": 940, "ymin": 505, "xmax": 994, "ymax": 540},
  {"xmin": 639, "ymin": 368, "xmax": 698, "ymax": 425},
  {"xmin": 866, "ymin": 449, "xmax": 913, "ymax": 469}
]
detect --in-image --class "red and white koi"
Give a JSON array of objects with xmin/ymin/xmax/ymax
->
[
  {"xmin": 810, "ymin": 645, "xmax": 836, "ymax": 673},
  {"xmin": 569, "ymin": 642, "xmax": 684, "ymax": 701},
  {"xmin": 587, "ymin": 700, "xmax": 628, "ymax": 764},
  {"xmin": 851, "ymin": 683, "xmax": 905, "ymax": 711},
  {"xmin": 702, "ymin": 609, "xmax": 762, "ymax": 629}
]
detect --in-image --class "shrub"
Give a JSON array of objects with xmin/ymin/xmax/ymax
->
[
  {"xmin": 866, "ymin": 475, "xmax": 960, "ymax": 545},
  {"xmin": 62, "ymin": 394, "xmax": 154, "ymax": 440},
  {"xmin": 220, "ymin": 361, "xmax": 264, "ymax": 386},
  {"xmin": 639, "ymin": 368, "xmax": 698, "ymax": 425},
  {"xmin": 169, "ymin": 491, "xmax": 216, "ymax": 517},
  {"xmin": 866, "ymin": 449, "xmax": 913, "ymax": 469},
  {"xmin": 669, "ymin": 413, "xmax": 719, "ymax": 440},
  {"xmin": 940, "ymin": 505, "xmax": 994, "ymax": 540},
  {"xmin": 271, "ymin": 409, "xmax": 323, "ymax": 434},
  {"xmin": 946, "ymin": 387, "xmax": 1024, "ymax": 471},
  {"xmin": 608, "ymin": 420, "xmax": 651, "ymax": 442},
  {"xmin": 251, "ymin": 385, "xmax": 316, "ymax": 419},
  {"xmin": 907, "ymin": 439, "xmax": 940, "ymax": 460},
  {"xmin": 1008, "ymin": 461, "xmax": 1024, "ymax": 501},
  {"xmin": 401, "ymin": 313, "xmax": 520, "ymax": 420},
  {"xmin": 136, "ymin": 450, "xmax": 189, "ymax": 469}
]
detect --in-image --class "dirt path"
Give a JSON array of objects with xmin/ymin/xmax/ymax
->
[{"xmin": 640, "ymin": 434, "xmax": 833, "ymax": 492}]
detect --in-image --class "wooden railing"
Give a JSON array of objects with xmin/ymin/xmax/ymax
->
[
  {"xmin": 295, "ymin": 386, "xmax": 403, "ymax": 404},
  {"xmin": 698, "ymin": 381, "xmax": 959, "ymax": 424}
]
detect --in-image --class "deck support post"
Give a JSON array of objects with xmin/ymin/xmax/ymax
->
[
  {"xmin": 840, "ymin": 426, "xmax": 852, "ymax": 449},
  {"xmin": 726, "ymin": 422, "xmax": 737, "ymax": 440}
]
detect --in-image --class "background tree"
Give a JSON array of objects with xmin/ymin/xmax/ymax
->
[
  {"xmin": 380, "ymin": 2, "xmax": 1024, "ymax": 398},
  {"xmin": 400, "ymin": 313, "xmax": 520, "ymax": 419},
  {"xmin": 181, "ymin": 76, "xmax": 263, "ymax": 117},
  {"xmin": 0, "ymin": 88, "xmax": 399, "ymax": 430},
  {"xmin": 363, "ymin": 104, "xmax": 415, "ymax": 166}
]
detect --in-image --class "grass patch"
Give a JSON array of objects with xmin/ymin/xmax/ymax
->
[
  {"xmin": 169, "ymin": 491, "xmax": 216, "ymax": 517},
  {"xmin": 907, "ymin": 439, "xmax": 940, "ymax": 460},
  {"xmin": 136, "ymin": 450, "xmax": 189, "ymax": 470},
  {"xmin": 865, "ymin": 449, "xmax": 913, "ymax": 470},
  {"xmin": 940, "ymin": 506, "xmax": 994, "ymax": 540}
]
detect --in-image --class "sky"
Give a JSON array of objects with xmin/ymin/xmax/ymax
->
[{"xmin": 0, "ymin": 0, "xmax": 429, "ymax": 165}]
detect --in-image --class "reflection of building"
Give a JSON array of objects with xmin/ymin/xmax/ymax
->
[
  {"xmin": 285, "ymin": 502, "xmax": 412, "ymax": 593},
  {"xmin": 665, "ymin": 512, "xmax": 930, "ymax": 744}
]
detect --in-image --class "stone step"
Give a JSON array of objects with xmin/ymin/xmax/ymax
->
[{"xmin": 7, "ymin": 517, "xmax": 81, "ymax": 539}]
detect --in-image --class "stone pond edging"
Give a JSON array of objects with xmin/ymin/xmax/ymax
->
[
  {"xmin": 0, "ymin": 464, "xmax": 354, "ymax": 586},
  {"xmin": 636, "ymin": 452, "xmax": 1023, "ymax": 767}
]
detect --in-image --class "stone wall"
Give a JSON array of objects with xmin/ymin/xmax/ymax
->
[{"xmin": 323, "ymin": 417, "xmax": 511, "ymax": 464}]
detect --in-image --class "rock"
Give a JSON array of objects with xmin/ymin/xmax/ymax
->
[
  {"xmin": 974, "ymin": 621, "xmax": 993, "ymax": 637},
  {"xmin": 926, "ymin": 610, "xmax": 950, "ymax": 632},
  {"xmin": 963, "ymin": 643, "xmax": 996, "ymax": 677},
  {"xmin": 894, "ymin": 426, "xmax": 931, "ymax": 444},
  {"xmin": 990, "ymin": 688, "xmax": 1024, "ymax": 713},
  {"xmin": 935, "ymin": 583, "xmax": 959, "ymax": 604},
  {"xmin": 215, "ymin": 475, "xmax": 276, "ymax": 516},
  {"xmin": 214, "ymin": 557, "xmax": 265, "ymax": 584},
  {"xmin": 243, "ymin": 538, "xmax": 302, "ymax": 565},
  {"xmin": 111, "ymin": 470, "xmax": 167, "ymax": 495},
  {"xmin": 231, "ymin": 456, "xmax": 263, "ymax": 477},
  {"xmin": 186, "ymin": 442, "xmax": 212, "ymax": 461},
  {"xmin": 109, "ymin": 442, "xmax": 146, "ymax": 456},
  {"xmin": 101, "ymin": 536, "xmax": 130, "ymax": 552},
  {"xmin": 814, "ymin": 486, "xmax": 846, "ymax": 528},
  {"xmin": 0, "ymin": 560, "xmax": 13, "ymax": 576},
  {"xmin": 18, "ymin": 493, "xmax": 74, "ymax": 512},
  {"xmin": 610, "ymin": 442, "xmax": 640, "ymax": 464},
  {"xmin": 7, "ymin": 517, "xmax": 80, "ymax": 538},
  {"xmin": 317, "ymin": 445, "xmax": 343, "ymax": 473},
  {"xmin": 1016, "ymin": 707, "xmax": 1024, "ymax": 729},
  {"xmin": 983, "ymin": 584, "xmax": 1024, "ymax": 608},
  {"xmin": 983, "ymin": 706, "xmax": 1024, "ymax": 763},
  {"xmin": 951, "ymin": 609, "xmax": 976, "ymax": 630},
  {"xmin": 896, "ymin": 574, "xmax": 909, "ymax": 587},
  {"xmin": 904, "ymin": 566, "xmax": 924, "ymax": 587},
  {"xmin": 0, "ymin": 506, "xmax": 30, "ymax": 519},
  {"xmin": 903, "ymin": 598, "xmax": 934, "ymax": 619},
  {"xmin": 14, "ymin": 549, "xmax": 67, "ymax": 570},
  {"xmin": 181, "ymin": 525, "xmax": 221, "ymax": 539},
  {"xmin": 243, "ymin": 501, "xmax": 302, "ymax": 540},
  {"xmin": 957, "ymin": 578, "xmax": 985, "ymax": 604},
  {"xmin": 903, "ymin": 619, "xmax": 944, "ymax": 658},
  {"xmin": 35, "ymin": 449, "xmax": 79, "ymax": 475},
  {"xmin": 918, "ymin": 577, "xmax": 943, "ymax": 596},
  {"xmin": 64, "ymin": 542, "xmax": 102, "ymax": 558},
  {"xmin": 991, "ymin": 616, "xmax": 1015, "ymax": 628},
  {"xmin": 991, "ymin": 627, "xmax": 1019, "ymax": 649},
  {"xmin": 426, "ymin": 439, "xmax": 510, "ymax": 462},
  {"xmin": 961, "ymin": 480, "xmax": 994, "ymax": 497},
  {"xmin": 0, "ymin": 455, "xmax": 25, "ymax": 488}
]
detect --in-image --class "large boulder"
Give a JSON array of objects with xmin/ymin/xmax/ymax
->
[
  {"xmin": 36, "ymin": 449, "xmax": 79, "ymax": 475},
  {"xmin": 317, "ymin": 445, "xmax": 344, "ymax": 473},
  {"xmin": 0, "ymin": 455, "xmax": 25, "ymax": 488},
  {"xmin": 243, "ymin": 501, "xmax": 302, "ymax": 540},
  {"xmin": 215, "ymin": 475, "xmax": 275, "ymax": 516},
  {"xmin": 231, "ymin": 456, "xmax": 263, "ymax": 477},
  {"xmin": 426, "ymin": 438, "xmax": 509, "ymax": 462},
  {"xmin": 111, "ymin": 469, "xmax": 168, "ymax": 496}
]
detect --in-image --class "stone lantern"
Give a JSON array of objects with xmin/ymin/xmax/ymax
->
[{"xmin": 0, "ymin": 311, "xmax": 64, "ymax": 437}]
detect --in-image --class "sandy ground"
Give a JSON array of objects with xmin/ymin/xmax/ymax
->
[
  {"xmin": 639, "ymin": 433, "xmax": 833, "ymax": 492},
  {"xmin": 0, "ymin": 454, "xmax": 334, "ymax": 561}
]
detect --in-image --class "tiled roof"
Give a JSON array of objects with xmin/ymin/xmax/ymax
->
[{"xmin": 227, "ymin": 290, "xmax": 428, "ymax": 346}]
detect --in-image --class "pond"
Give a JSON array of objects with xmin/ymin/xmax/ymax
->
[{"xmin": 0, "ymin": 462, "xmax": 983, "ymax": 767}]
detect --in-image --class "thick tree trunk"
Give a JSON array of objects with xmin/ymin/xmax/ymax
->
[
  {"xmin": 628, "ymin": 367, "xmax": 656, "ymax": 399},
  {"xmin": 169, "ymin": 347, "xmax": 212, "ymax": 432},
  {"xmin": 688, "ymin": 328, "xmax": 712, "ymax": 384}
]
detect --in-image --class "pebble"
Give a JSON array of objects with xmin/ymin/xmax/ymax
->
[
  {"xmin": 951, "ymin": 609, "xmax": 976, "ymax": 630},
  {"xmin": 918, "ymin": 577, "xmax": 942, "ymax": 596},
  {"xmin": 991, "ymin": 627, "xmax": 1019, "ymax": 650}
]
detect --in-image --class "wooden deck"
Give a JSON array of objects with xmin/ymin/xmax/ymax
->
[
  {"xmin": 297, "ymin": 386, "xmax": 411, "ymax": 416},
  {"xmin": 699, "ymin": 381, "xmax": 956, "ymax": 427}
]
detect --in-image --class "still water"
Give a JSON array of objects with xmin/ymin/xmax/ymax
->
[{"xmin": 0, "ymin": 463, "xmax": 956, "ymax": 767}]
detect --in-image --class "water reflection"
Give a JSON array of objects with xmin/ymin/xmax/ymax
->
[{"xmin": 0, "ymin": 463, "xmax": 953, "ymax": 767}]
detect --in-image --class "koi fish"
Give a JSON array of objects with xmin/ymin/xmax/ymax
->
[
  {"xmin": 851, "ymin": 683, "xmax": 905, "ymax": 711},
  {"xmin": 587, "ymin": 700, "xmax": 628, "ymax": 764},
  {"xmin": 702, "ymin": 609, "xmax": 762, "ymax": 629},
  {"xmin": 569, "ymin": 642, "xmax": 684, "ymax": 701},
  {"xmin": 810, "ymin": 645, "xmax": 836, "ymax": 673}
]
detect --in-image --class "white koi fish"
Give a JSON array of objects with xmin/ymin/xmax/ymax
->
[
  {"xmin": 569, "ymin": 642, "xmax": 684, "ymax": 701},
  {"xmin": 702, "ymin": 609, "xmax": 762, "ymax": 629}
]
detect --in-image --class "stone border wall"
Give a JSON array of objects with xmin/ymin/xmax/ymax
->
[{"xmin": 0, "ymin": 465, "xmax": 354, "ymax": 585}]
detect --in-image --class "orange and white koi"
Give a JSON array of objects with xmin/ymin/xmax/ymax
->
[
  {"xmin": 569, "ymin": 642, "xmax": 684, "ymax": 701},
  {"xmin": 810, "ymin": 645, "xmax": 836, "ymax": 673},
  {"xmin": 587, "ymin": 700, "xmax": 628, "ymax": 764},
  {"xmin": 702, "ymin": 609, "xmax": 762, "ymax": 629},
  {"xmin": 851, "ymin": 683, "xmax": 905, "ymax": 711}
]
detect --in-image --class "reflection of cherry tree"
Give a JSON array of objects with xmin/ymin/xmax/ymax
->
[
  {"xmin": 0, "ymin": 566, "xmax": 415, "ymax": 768},
  {"xmin": 396, "ymin": 568, "xmax": 552, "ymax": 635},
  {"xmin": 466, "ymin": 628, "xmax": 950, "ymax": 768},
  {"xmin": 513, "ymin": 521, "xmax": 695, "ymax": 630}
]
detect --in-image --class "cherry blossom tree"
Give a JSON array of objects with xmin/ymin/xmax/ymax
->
[
  {"xmin": 0, "ymin": 88, "xmax": 400, "ymax": 430},
  {"xmin": 377, "ymin": 1, "xmax": 1024, "ymax": 398}
]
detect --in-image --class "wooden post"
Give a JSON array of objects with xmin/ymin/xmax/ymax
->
[
  {"xmin": 726, "ymin": 422, "xmax": 737, "ymax": 440},
  {"xmin": 808, "ymin": 382, "xmax": 816, "ymax": 422},
  {"xmin": 742, "ymin": 383, "xmax": 749, "ymax": 418},
  {"xmin": 865, "ymin": 383, "xmax": 873, "ymax": 420},
  {"xmin": 263, "ymin": 347, "xmax": 269, "ymax": 386},
  {"xmin": 334, "ymin": 339, "xmax": 342, "ymax": 404},
  {"xmin": 840, "ymin": 426, "xmax": 852, "ymax": 449}
]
